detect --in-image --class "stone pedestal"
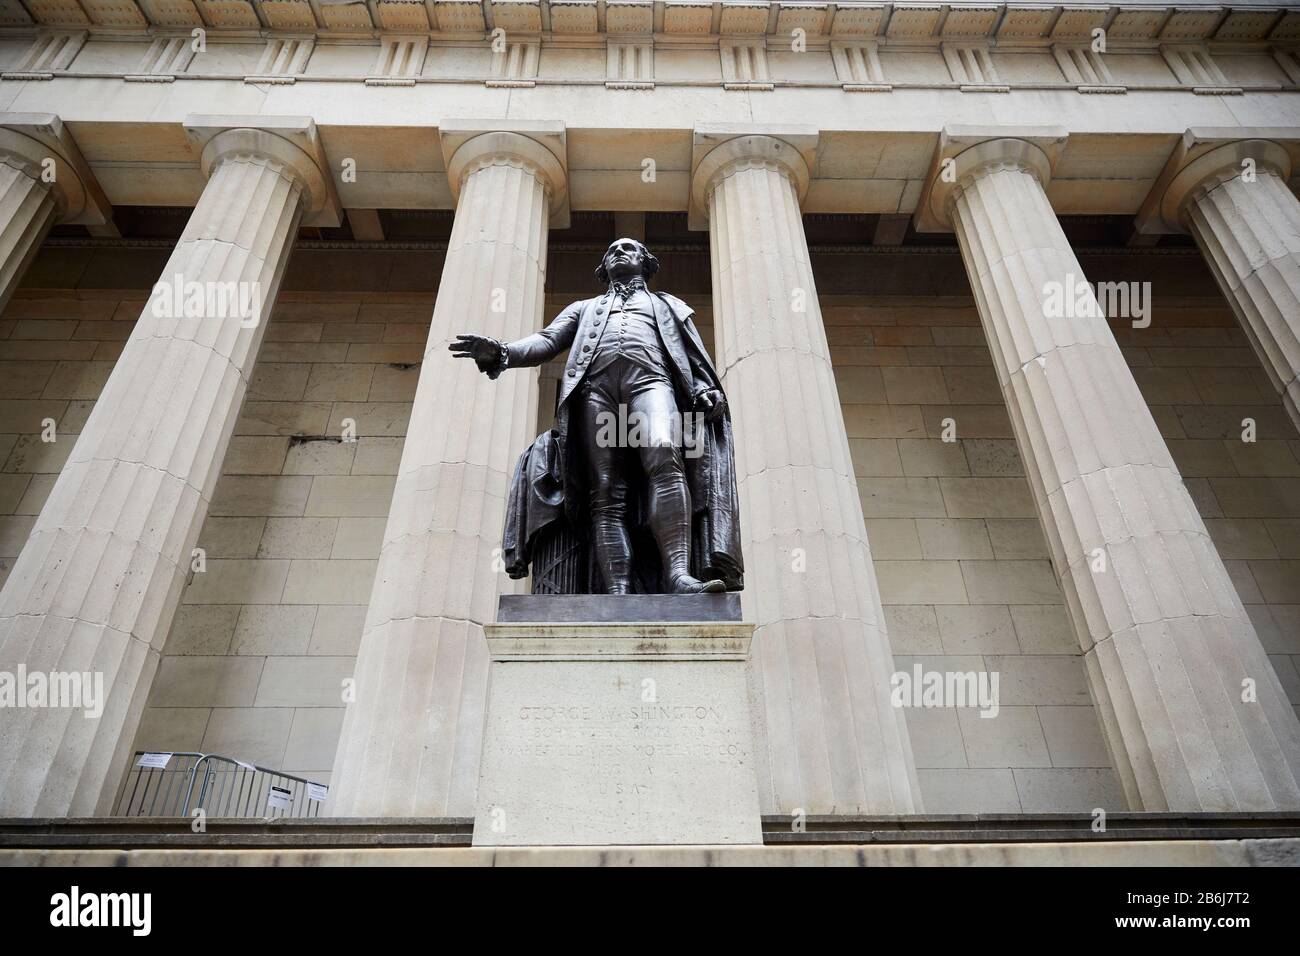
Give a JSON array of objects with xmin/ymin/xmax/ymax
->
[{"xmin": 472, "ymin": 597, "xmax": 762, "ymax": 846}]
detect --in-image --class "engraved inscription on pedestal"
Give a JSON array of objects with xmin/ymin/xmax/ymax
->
[{"xmin": 472, "ymin": 623, "xmax": 762, "ymax": 846}]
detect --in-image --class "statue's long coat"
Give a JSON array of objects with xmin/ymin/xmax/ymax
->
[{"xmin": 501, "ymin": 289, "xmax": 744, "ymax": 591}]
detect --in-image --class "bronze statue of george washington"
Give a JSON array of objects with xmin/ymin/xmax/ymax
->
[{"xmin": 450, "ymin": 238, "xmax": 743, "ymax": 596}]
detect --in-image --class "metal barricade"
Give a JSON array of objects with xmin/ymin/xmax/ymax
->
[
  {"xmin": 192, "ymin": 755, "xmax": 323, "ymax": 819},
  {"xmin": 114, "ymin": 751, "xmax": 205, "ymax": 817},
  {"xmin": 113, "ymin": 751, "xmax": 325, "ymax": 818}
]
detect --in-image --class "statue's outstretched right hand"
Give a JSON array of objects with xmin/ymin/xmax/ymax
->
[{"xmin": 449, "ymin": 333, "xmax": 507, "ymax": 379}]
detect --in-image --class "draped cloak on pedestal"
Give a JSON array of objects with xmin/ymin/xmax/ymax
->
[{"xmin": 501, "ymin": 291, "xmax": 743, "ymax": 593}]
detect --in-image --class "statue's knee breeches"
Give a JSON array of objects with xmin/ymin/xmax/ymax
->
[
  {"xmin": 639, "ymin": 442, "xmax": 684, "ymax": 482},
  {"xmin": 625, "ymin": 370, "xmax": 684, "ymax": 464},
  {"xmin": 577, "ymin": 384, "xmax": 626, "ymax": 517},
  {"xmin": 579, "ymin": 358, "xmax": 686, "ymax": 511}
]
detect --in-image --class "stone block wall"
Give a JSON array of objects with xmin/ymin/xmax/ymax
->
[
  {"xmin": 820, "ymin": 293, "xmax": 1125, "ymax": 812},
  {"xmin": 0, "ymin": 293, "xmax": 122, "ymax": 584},
  {"xmin": 135, "ymin": 291, "xmax": 428, "ymax": 783},
  {"xmin": 3, "ymin": 245, "xmax": 1296, "ymax": 812},
  {"xmin": 0, "ymin": 288, "xmax": 426, "ymax": 787},
  {"xmin": 1122, "ymin": 309, "xmax": 1300, "ymax": 720},
  {"xmin": 821, "ymin": 288, "xmax": 1300, "ymax": 812}
]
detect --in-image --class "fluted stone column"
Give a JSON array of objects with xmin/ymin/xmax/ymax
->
[
  {"xmin": 0, "ymin": 114, "xmax": 109, "ymax": 314},
  {"xmin": 928, "ymin": 133, "xmax": 1300, "ymax": 811},
  {"xmin": 692, "ymin": 134, "xmax": 922, "ymax": 814},
  {"xmin": 1157, "ymin": 139, "xmax": 1300, "ymax": 429},
  {"xmin": 0, "ymin": 118, "xmax": 336, "ymax": 816},
  {"xmin": 0, "ymin": 150, "xmax": 55, "ymax": 311},
  {"xmin": 329, "ymin": 131, "xmax": 566, "ymax": 816}
]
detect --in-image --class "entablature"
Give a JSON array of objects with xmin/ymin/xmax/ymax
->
[
  {"xmin": 0, "ymin": 1, "xmax": 1295, "ymax": 45},
  {"xmin": 3, "ymin": 12, "xmax": 1299, "ymax": 93}
]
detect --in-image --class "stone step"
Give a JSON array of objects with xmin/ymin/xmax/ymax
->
[
  {"xmin": 3, "ymin": 839, "xmax": 1299, "ymax": 867},
  {"xmin": 4, "ymin": 813, "xmax": 1298, "ymax": 851}
]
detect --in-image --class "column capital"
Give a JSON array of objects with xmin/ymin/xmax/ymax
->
[
  {"xmin": 0, "ymin": 112, "xmax": 110, "ymax": 225},
  {"xmin": 1136, "ymin": 127, "xmax": 1298, "ymax": 235},
  {"xmin": 689, "ymin": 127, "xmax": 817, "ymax": 229},
  {"xmin": 914, "ymin": 125, "xmax": 1067, "ymax": 233},
  {"xmin": 183, "ymin": 114, "xmax": 341, "ymax": 227},
  {"xmin": 439, "ymin": 121, "xmax": 569, "ymax": 227}
]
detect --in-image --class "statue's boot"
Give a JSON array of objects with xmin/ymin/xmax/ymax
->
[
  {"xmin": 668, "ymin": 572, "xmax": 725, "ymax": 595},
  {"xmin": 647, "ymin": 461, "xmax": 724, "ymax": 594},
  {"xmin": 592, "ymin": 513, "xmax": 633, "ymax": 594}
]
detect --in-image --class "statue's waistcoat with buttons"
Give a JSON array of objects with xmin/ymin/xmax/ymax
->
[
  {"xmin": 501, "ymin": 284, "xmax": 742, "ymax": 590},
  {"xmin": 508, "ymin": 288, "xmax": 711, "ymax": 410},
  {"xmin": 585, "ymin": 288, "xmax": 666, "ymax": 377}
]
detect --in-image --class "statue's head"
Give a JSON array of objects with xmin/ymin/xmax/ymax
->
[{"xmin": 595, "ymin": 238, "xmax": 660, "ymax": 285}]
